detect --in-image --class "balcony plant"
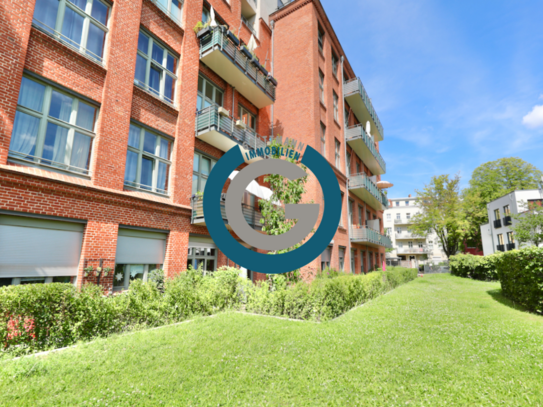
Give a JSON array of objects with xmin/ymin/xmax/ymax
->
[
  {"xmin": 240, "ymin": 44, "xmax": 252, "ymax": 59},
  {"xmin": 194, "ymin": 21, "xmax": 211, "ymax": 38}
]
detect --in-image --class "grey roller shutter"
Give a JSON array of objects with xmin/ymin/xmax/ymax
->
[
  {"xmin": 115, "ymin": 228, "xmax": 167, "ymax": 264},
  {"xmin": 0, "ymin": 215, "xmax": 84, "ymax": 278},
  {"xmin": 321, "ymin": 246, "xmax": 331, "ymax": 262},
  {"xmin": 188, "ymin": 236, "xmax": 217, "ymax": 249}
]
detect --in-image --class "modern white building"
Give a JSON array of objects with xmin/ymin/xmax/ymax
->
[
  {"xmin": 384, "ymin": 195, "xmax": 448, "ymax": 267},
  {"xmin": 480, "ymin": 189, "xmax": 543, "ymax": 256}
]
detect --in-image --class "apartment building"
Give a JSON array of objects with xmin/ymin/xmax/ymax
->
[
  {"xmin": 384, "ymin": 196, "xmax": 447, "ymax": 266},
  {"xmin": 480, "ymin": 189, "xmax": 543, "ymax": 256},
  {"xmin": 0, "ymin": 0, "xmax": 391, "ymax": 289}
]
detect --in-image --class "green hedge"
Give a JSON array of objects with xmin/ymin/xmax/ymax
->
[
  {"xmin": 244, "ymin": 267, "xmax": 418, "ymax": 321},
  {"xmin": 496, "ymin": 247, "xmax": 543, "ymax": 314},
  {"xmin": 449, "ymin": 253, "xmax": 503, "ymax": 281},
  {"xmin": 0, "ymin": 267, "xmax": 417, "ymax": 354}
]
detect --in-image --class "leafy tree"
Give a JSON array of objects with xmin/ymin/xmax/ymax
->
[
  {"xmin": 410, "ymin": 174, "xmax": 469, "ymax": 259},
  {"xmin": 464, "ymin": 157, "xmax": 543, "ymax": 229},
  {"xmin": 511, "ymin": 201, "xmax": 543, "ymax": 248},
  {"xmin": 259, "ymin": 138, "xmax": 309, "ymax": 281}
]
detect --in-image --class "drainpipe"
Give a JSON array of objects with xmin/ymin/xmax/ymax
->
[
  {"xmin": 231, "ymin": 86, "xmax": 235, "ymax": 134},
  {"xmin": 270, "ymin": 20, "xmax": 275, "ymax": 140},
  {"xmin": 340, "ymin": 56, "xmax": 353, "ymax": 273}
]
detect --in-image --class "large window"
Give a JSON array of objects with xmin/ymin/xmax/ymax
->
[
  {"xmin": 187, "ymin": 247, "xmax": 216, "ymax": 273},
  {"xmin": 332, "ymin": 52, "xmax": 338, "ymax": 77},
  {"xmin": 124, "ymin": 123, "xmax": 172, "ymax": 195},
  {"xmin": 318, "ymin": 24, "xmax": 324, "ymax": 53},
  {"xmin": 319, "ymin": 70, "xmax": 325, "ymax": 104},
  {"xmin": 333, "ymin": 91, "xmax": 339, "ymax": 121},
  {"xmin": 239, "ymin": 105, "xmax": 256, "ymax": 131},
  {"xmin": 33, "ymin": 0, "xmax": 109, "ymax": 63},
  {"xmin": 135, "ymin": 31, "xmax": 178, "ymax": 104},
  {"xmin": 152, "ymin": 0, "xmax": 183, "ymax": 25},
  {"xmin": 193, "ymin": 152, "xmax": 217, "ymax": 195},
  {"xmin": 197, "ymin": 76, "xmax": 224, "ymax": 110},
  {"xmin": 335, "ymin": 139, "xmax": 341, "ymax": 168},
  {"xmin": 320, "ymin": 122, "xmax": 326, "ymax": 157},
  {"xmin": 9, "ymin": 76, "xmax": 97, "ymax": 175}
]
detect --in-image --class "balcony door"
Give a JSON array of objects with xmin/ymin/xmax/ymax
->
[{"xmin": 197, "ymin": 76, "xmax": 224, "ymax": 110}]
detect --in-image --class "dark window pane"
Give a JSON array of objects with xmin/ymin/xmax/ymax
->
[
  {"xmin": 159, "ymin": 138, "xmax": 170, "ymax": 159},
  {"xmin": 33, "ymin": 0, "xmax": 59, "ymax": 34},
  {"xmin": 143, "ymin": 131, "xmax": 157, "ymax": 154},
  {"xmin": 164, "ymin": 75, "xmax": 174, "ymax": 103},
  {"xmin": 138, "ymin": 32, "xmax": 149, "ymax": 54},
  {"xmin": 198, "ymin": 77, "xmax": 204, "ymax": 93},
  {"xmin": 86, "ymin": 23, "xmax": 105, "ymax": 59},
  {"xmin": 18, "ymin": 77, "xmax": 45, "ymax": 112},
  {"xmin": 69, "ymin": 0, "xmax": 87, "ymax": 10},
  {"xmin": 205, "ymin": 81, "xmax": 213, "ymax": 100},
  {"xmin": 124, "ymin": 150, "xmax": 138, "ymax": 184},
  {"xmin": 128, "ymin": 125, "xmax": 140, "ymax": 148},
  {"xmin": 91, "ymin": 0, "xmax": 109, "ymax": 25},
  {"xmin": 201, "ymin": 157, "xmax": 211, "ymax": 176},
  {"xmin": 10, "ymin": 111, "xmax": 40, "ymax": 158},
  {"xmin": 114, "ymin": 264, "xmax": 125, "ymax": 287},
  {"xmin": 135, "ymin": 54, "xmax": 147, "ymax": 85},
  {"xmin": 76, "ymin": 102, "xmax": 97, "ymax": 131},
  {"xmin": 152, "ymin": 43, "xmax": 164, "ymax": 65},
  {"xmin": 53, "ymin": 277, "xmax": 72, "ymax": 283},
  {"xmin": 62, "ymin": 7, "xmax": 85, "ymax": 48},
  {"xmin": 149, "ymin": 66, "xmax": 161, "ymax": 95},
  {"xmin": 166, "ymin": 54, "xmax": 176, "ymax": 73},
  {"xmin": 140, "ymin": 157, "xmax": 153, "ymax": 189},
  {"xmin": 43, "ymin": 122, "xmax": 69, "ymax": 166},
  {"xmin": 206, "ymin": 260, "xmax": 215, "ymax": 273},
  {"xmin": 49, "ymin": 91, "xmax": 73, "ymax": 122}
]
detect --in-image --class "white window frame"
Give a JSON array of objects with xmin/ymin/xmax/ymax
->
[
  {"xmin": 9, "ymin": 75, "xmax": 98, "ymax": 176},
  {"xmin": 33, "ymin": 0, "xmax": 110, "ymax": 64},
  {"xmin": 135, "ymin": 30, "xmax": 178, "ymax": 105},
  {"xmin": 124, "ymin": 123, "xmax": 172, "ymax": 195}
]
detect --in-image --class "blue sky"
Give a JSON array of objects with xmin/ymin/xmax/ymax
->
[{"xmin": 323, "ymin": 0, "xmax": 543, "ymax": 198}]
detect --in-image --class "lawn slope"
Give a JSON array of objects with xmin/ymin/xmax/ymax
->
[{"xmin": 1, "ymin": 274, "xmax": 543, "ymax": 406}]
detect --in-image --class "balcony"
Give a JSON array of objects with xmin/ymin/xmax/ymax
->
[
  {"xmin": 196, "ymin": 106, "xmax": 267, "ymax": 161},
  {"xmin": 348, "ymin": 173, "xmax": 389, "ymax": 211},
  {"xmin": 506, "ymin": 243, "xmax": 516, "ymax": 251},
  {"xmin": 394, "ymin": 218, "xmax": 413, "ymax": 225},
  {"xmin": 503, "ymin": 216, "xmax": 512, "ymax": 226},
  {"xmin": 395, "ymin": 233, "xmax": 425, "ymax": 240},
  {"xmin": 345, "ymin": 125, "xmax": 386, "ymax": 175},
  {"xmin": 198, "ymin": 26, "xmax": 276, "ymax": 109},
  {"xmin": 350, "ymin": 226, "xmax": 392, "ymax": 248},
  {"xmin": 493, "ymin": 219, "xmax": 502, "ymax": 228},
  {"xmin": 191, "ymin": 198, "xmax": 263, "ymax": 230},
  {"xmin": 496, "ymin": 244, "xmax": 505, "ymax": 252},
  {"xmin": 397, "ymin": 247, "xmax": 431, "ymax": 255},
  {"xmin": 343, "ymin": 78, "xmax": 384, "ymax": 141}
]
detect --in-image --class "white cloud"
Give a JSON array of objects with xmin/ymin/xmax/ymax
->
[{"xmin": 522, "ymin": 105, "xmax": 543, "ymax": 128}]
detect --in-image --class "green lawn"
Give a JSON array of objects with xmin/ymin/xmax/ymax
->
[{"xmin": 1, "ymin": 274, "xmax": 543, "ymax": 406}]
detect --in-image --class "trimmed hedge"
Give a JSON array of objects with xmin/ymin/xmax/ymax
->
[
  {"xmin": 496, "ymin": 247, "xmax": 543, "ymax": 314},
  {"xmin": 0, "ymin": 266, "xmax": 417, "ymax": 354},
  {"xmin": 244, "ymin": 267, "xmax": 418, "ymax": 321},
  {"xmin": 449, "ymin": 253, "xmax": 503, "ymax": 281}
]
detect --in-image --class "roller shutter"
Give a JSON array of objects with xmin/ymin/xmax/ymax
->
[{"xmin": 115, "ymin": 228, "xmax": 167, "ymax": 264}]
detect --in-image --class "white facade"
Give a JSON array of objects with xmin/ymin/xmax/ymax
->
[
  {"xmin": 480, "ymin": 189, "xmax": 543, "ymax": 256},
  {"xmin": 384, "ymin": 196, "xmax": 448, "ymax": 267}
]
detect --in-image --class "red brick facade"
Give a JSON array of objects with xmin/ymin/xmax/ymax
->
[{"xmin": 0, "ymin": 0, "xmax": 388, "ymax": 289}]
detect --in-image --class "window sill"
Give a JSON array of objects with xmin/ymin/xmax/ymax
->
[
  {"xmin": 7, "ymin": 155, "xmax": 91, "ymax": 180},
  {"xmin": 133, "ymin": 84, "xmax": 178, "ymax": 112},
  {"xmin": 320, "ymin": 100, "xmax": 327, "ymax": 110},
  {"xmin": 318, "ymin": 48, "xmax": 325, "ymax": 59},
  {"xmin": 31, "ymin": 23, "xmax": 106, "ymax": 71},
  {"xmin": 333, "ymin": 119, "xmax": 342, "ymax": 129},
  {"xmin": 124, "ymin": 184, "xmax": 171, "ymax": 198}
]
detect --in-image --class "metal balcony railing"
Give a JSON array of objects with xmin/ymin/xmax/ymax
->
[
  {"xmin": 195, "ymin": 105, "xmax": 268, "ymax": 153},
  {"xmin": 191, "ymin": 198, "xmax": 263, "ymax": 230},
  {"xmin": 350, "ymin": 226, "xmax": 393, "ymax": 248},
  {"xmin": 199, "ymin": 26, "xmax": 276, "ymax": 101},
  {"xmin": 395, "ymin": 233, "xmax": 424, "ymax": 240},
  {"xmin": 343, "ymin": 78, "xmax": 384, "ymax": 138},
  {"xmin": 394, "ymin": 218, "xmax": 413, "ymax": 224},
  {"xmin": 346, "ymin": 125, "xmax": 386, "ymax": 173},
  {"xmin": 397, "ymin": 247, "xmax": 431, "ymax": 254},
  {"xmin": 348, "ymin": 173, "xmax": 389, "ymax": 209}
]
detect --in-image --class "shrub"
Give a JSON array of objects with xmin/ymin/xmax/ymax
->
[
  {"xmin": 449, "ymin": 253, "xmax": 502, "ymax": 281},
  {"xmin": 495, "ymin": 247, "xmax": 543, "ymax": 314}
]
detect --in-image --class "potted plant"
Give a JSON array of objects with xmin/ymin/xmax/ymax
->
[
  {"xmin": 240, "ymin": 44, "xmax": 252, "ymax": 59},
  {"xmin": 83, "ymin": 266, "xmax": 94, "ymax": 278},
  {"xmin": 194, "ymin": 21, "xmax": 211, "ymax": 38},
  {"xmin": 226, "ymin": 29, "xmax": 240, "ymax": 46}
]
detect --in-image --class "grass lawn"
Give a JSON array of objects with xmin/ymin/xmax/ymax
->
[{"xmin": 1, "ymin": 274, "xmax": 543, "ymax": 406}]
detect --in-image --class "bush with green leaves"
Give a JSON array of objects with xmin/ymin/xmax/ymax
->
[
  {"xmin": 0, "ymin": 266, "xmax": 417, "ymax": 354},
  {"xmin": 449, "ymin": 253, "xmax": 502, "ymax": 281},
  {"xmin": 495, "ymin": 247, "xmax": 543, "ymax": 314}
]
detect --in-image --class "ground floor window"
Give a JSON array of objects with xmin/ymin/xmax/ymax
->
[
  {"xmin": 187, "ymin": 247, "xmax": 217, "ymax": 273},
  {"xmin": 0, "ymin": 276, "xmax": 74, "ymax": 286},
  {"xmin": 321, "ymin": 246, "xmax": 331, "ymax": 270},
  {"xmin": 113, "ymin": 264, "xmax": 162, "ymax": 291}
]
